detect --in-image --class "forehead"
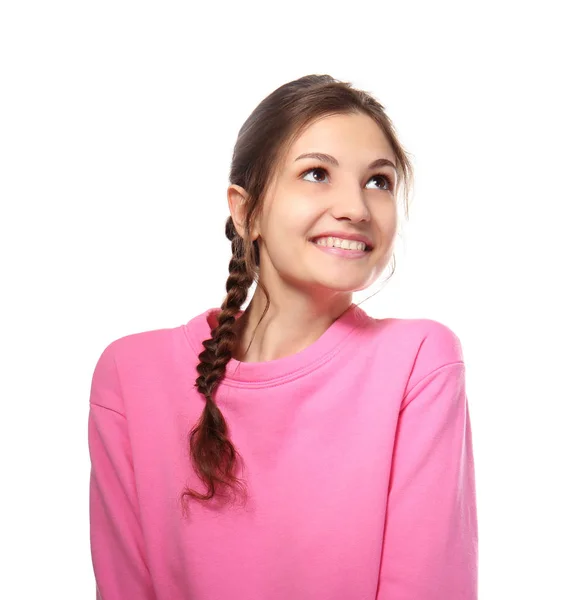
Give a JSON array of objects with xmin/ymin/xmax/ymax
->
[{"xmin": 283, "ymin": 112, "xmax": 396, "ymax": 164}]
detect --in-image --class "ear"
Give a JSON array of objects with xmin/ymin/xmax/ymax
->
[{"xmin": 227, "ymin": 184, "xmax": 259, "ymax": 241}]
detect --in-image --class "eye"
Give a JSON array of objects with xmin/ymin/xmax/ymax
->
[
  {"xmin": 366, "ymin": 174, "xmax": 394, "ymax": 192},
  {"xmin": 301, "ymin": 167, "xmax": 329, "ymax": 183},
  {"xmin": 301, "ymin": 166, "xmax": 394, "ymax": 192}
]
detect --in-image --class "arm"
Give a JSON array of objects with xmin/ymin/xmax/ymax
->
[
  {"xmin": 88, "ymin": 344, "xmax": 156, "ymax": 600},
  {"xmin": 376, "ymin": 361, "xmax": 478, "ymax": 599}
]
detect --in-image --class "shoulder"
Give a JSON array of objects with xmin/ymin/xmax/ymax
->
[
  {"xmin": 89, "ymin": 328, "xmax": 172, "ymax": 402},
  {"xmin": 89, "ymin": 324, "xmax": 186, "ymax": 416},
  {"xmin": 368, "ymin": 315, "xmax": 465, "ymax": 394},
  {"xmin": 408, "ymin": 317, "xmax": 464, "ymax": 365},
  {"xmin": 402, "ymin": 318, "xmax": 465, "ymax": 402},
  {"xmin": 92, "ymin": 307, "xmax": 213, "ymax": 375},
  {"xmin": 371, "ymin": 315, "xmax": 464, "ymax": 363},
  {"xmin": 97, "ymin": 325, "xmax": 176, "ymax": 366}
]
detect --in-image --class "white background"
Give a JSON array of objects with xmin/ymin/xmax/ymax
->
[{"xmin": 1, "ymin": 1, "xmax": 581, "ymax": 598}]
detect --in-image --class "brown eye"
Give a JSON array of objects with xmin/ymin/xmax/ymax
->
[
  {"xmin": 366, "ymin": 174, "xmax": 393, "ymax": 192},
  {"xmin": 301, "ymin": 167, "xmax": 329, "ymax": 183}
]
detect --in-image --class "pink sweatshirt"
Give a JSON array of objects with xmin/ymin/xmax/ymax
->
[{"xmin": 88, "ymin": 303, "xmax": 478, "ymax": 599}]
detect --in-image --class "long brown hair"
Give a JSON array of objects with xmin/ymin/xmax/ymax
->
[{"xmin": 180, "ymin": 74, "xmax": 414, "ymax": 508}]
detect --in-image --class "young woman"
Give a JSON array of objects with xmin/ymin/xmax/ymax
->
[{"xmin": 88, "ymin": 74, "xmax": 478, "ymax": 600}]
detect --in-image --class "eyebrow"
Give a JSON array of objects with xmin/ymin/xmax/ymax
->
[{"xmin": 294, "ymin": 152, "xmax": 397, "ymax": 172}]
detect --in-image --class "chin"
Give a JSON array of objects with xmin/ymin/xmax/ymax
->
[{"xmin": 314, "ymin": 276, "xmax": 373, "ymax": 293}]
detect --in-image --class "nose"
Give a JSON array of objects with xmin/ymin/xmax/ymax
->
[{"xmin": 331, "ymin": 184, "xmax": 371, "ymax": 222}]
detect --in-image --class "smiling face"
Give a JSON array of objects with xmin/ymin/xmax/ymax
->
[{"xmin": 230, "ymin": 111, "xmax": 399, "ymax": 302}]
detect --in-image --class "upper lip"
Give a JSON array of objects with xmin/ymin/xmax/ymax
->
[{"xmin": 310, "ymin": 231, "xmax": 374, "ymax": 249}]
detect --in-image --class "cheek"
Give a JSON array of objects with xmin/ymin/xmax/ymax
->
[
  {"xmin": 268, "ymin": 197, "xmax": 318, "ymax": 240},
  {"xmin": 373, "ymin": 204, "xmax": 398, "ymax": 241}
]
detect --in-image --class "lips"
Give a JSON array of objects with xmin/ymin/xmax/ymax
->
[{"xmin": 309, "ymin": 231, "xmax": 374, "ymax": 250}]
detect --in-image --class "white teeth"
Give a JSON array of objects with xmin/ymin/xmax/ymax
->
[{"xmin": 313, "ymin": 236, "xmax": 367, "ymax": 251}]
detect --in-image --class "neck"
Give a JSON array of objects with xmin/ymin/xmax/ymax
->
[{"xmin": 232, "ymin": 289, "xmax": 353, "ymax": 363}]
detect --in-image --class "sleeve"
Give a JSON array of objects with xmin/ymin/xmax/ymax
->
[
  {"xmin": 376, "ymin": 361, "xmax": 478, "ymax": 600},
  {"xmin": 88, "ymin": 344, "xmax": 157, "ymax": 600}
]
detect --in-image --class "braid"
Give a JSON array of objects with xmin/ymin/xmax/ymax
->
[{"xmin": 181, "ymin": 216, "xmax": 254, "ymax": 508}]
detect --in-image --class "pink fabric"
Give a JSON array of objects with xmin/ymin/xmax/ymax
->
[{"xmin": 88, "ymin": 303, "xmax": 478, "ymax": 599}]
